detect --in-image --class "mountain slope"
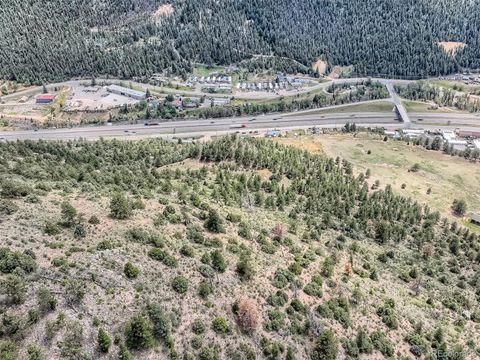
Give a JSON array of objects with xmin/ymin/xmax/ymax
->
[
  {"xmin": 1, "ymin": 0, "xmax": 480, "ymax": 83},
  {"xmin": 0, "ymin": 137, "xmax": 478, "ymax": 359}
]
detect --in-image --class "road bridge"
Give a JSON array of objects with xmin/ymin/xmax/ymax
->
[{"xmin": 383, "ymin": 80, "xmax": 411, "ymax": 127}]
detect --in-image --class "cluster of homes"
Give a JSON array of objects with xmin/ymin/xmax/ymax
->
[
  {"xmin": 385, "ymin": 128, "xmax": 480, "ymax": 151},
  {"xmin": 163, "ymin": 95, "xmax": 231, "ymax": 111},
  {"xmin": 445, "ymin": 73, "xmax": 480, "ymax": 85},
  {"xmin": 187, "ymin": 75, "xmax": 233, "ymax": 92},
  {"xmin": 236, "ymin": 73, "xmax": 311, "ymax": 92}
]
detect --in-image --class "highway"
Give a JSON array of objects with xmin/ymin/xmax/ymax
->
[
  {"xmin": 1, "ymin": 77, "xmax": 479, "ymax": 141},
  {"xmin": 1, "ymin": 107, "xmax": 479, "ymax": 141},
  {"xmin": 0, "ymin": 112, "xmax": 399, "ymax": 141}
]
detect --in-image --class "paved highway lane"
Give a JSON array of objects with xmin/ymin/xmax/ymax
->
[
  {"xmin": 2, "ymin": 101, "xmax": 478, "ymax": 141},
  {"xmin": 0, "ymin": 112, "xmax": 400, "ymax": 141}
]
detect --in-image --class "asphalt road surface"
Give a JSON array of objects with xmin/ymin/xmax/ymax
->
[
  {"xmin": 1, "ymin": 108, "xmax": 479, "ymax": 141},
  {"xmin": 0, "ymin": 112, "xmax": 399, "ymax": 141}
]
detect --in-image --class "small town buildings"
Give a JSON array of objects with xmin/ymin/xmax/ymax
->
[
  {"xmin": 106, "ymin": 85, "xmax": 146, "ymax": 100},
  {"xmin": 402, "ymin": 129, "xmax": 424, "ymax": 138},
  {"xmin": 457, "ymin": 130, "xmax": 480, "ymax": 139},
  {"xmin": 211, "ymin": 98, "xmax": 231, "ymax": 106},
  {"xmin": 441, "ymin": 130, "xmax": 456, "ymax": 141},
  {"xmin": 225, "ymin": 65, "xmax": 240, "ymax": 73},
  {"xmin": 470, "ymin": 213, "xmax": 480, "ymax": 226},
  {"xmin": 183, "ymin": 97, "xmax": 201, "ymax": 108},
  {"xmin": 35, "ymin": 94, "xmax": 56, "ymax": 104},
  {"xmin": 473, "ymin": 139, "xmax": 480, "ymax": 150},
  {"xmin": 447, "ymin": 139, "xmax": 468, "ymax": 151}
]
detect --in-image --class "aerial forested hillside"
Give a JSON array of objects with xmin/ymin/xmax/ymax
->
[
  {"xmin": 2, "ymin": 0, "xmax": 480, "ymax": 83},
  {"xmin": 0, "ymin": 136, "xmax": 479, "ymax": 359}
]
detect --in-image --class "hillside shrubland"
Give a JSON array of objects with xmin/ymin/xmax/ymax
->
[{"xmin": 0, "ymin": 136, "xmax": 479, "ymax": 359}]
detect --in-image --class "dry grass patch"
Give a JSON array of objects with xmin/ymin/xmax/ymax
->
[
  {"xmin": 275, "ymin": 136, "xmax": 324, "ymax": 154},
  {"xmin": 438, "ymin": 41, "xmax": 466, "ymax": 55},
  {"xmin": 153, "ymin": 4, "xmax": 173, "ymax": 23},
  {"xmin": 278, "ymin": 133, "xmax": 480, "ymax": 219},
  {"xmin": 312, "ymin": 59, "xmax": 327, "ymax": 75}
]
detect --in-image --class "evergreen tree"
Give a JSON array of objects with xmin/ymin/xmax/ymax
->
[
  {"xmin": 311, "ymin": 329, "xmax": 338, "ymax": 360},
  {"xmin": 97, "ymin": 328, "xmax": 112, "ymax": 353},
  {"xmin": 110, "ymin": 192, "xmax": 132, "ymax": 219},
  {"xmin": 125, "ymin": 316, "xmax": 154, "ymax": 350}
]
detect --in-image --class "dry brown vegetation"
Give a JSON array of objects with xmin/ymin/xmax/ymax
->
[{"xmin": 438, "ymin": 41, "xmax": 466, "ymax": 55}]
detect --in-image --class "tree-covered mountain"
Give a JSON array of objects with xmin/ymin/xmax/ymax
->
[{"xmin": 1, "ymin": 0, "xmax": 480, "ymax": 84}]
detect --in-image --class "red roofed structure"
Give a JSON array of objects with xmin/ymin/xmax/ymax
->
[{"xmin": 35, "ymin": 94, "xmax": 56, "ymax": 104}]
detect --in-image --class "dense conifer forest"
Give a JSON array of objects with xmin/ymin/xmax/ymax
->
[{"xmin": 2, "ymin": 0, "xmax": 480, "ymax": 84}]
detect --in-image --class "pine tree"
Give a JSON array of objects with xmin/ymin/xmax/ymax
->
[
  {"xmin": 110, "ymin": 192, "xmax": 132, "ymax": 219},
  {"xmin": 125, "ymin": 316, "xmax": 154, "ymax": 350},
  {"xmin": 97, "ymin": 328, "xmax": 112, "ymax": 353},
  {"xmin": 311, "ymin": 329, "xmax": 338, "ymax": 360}
]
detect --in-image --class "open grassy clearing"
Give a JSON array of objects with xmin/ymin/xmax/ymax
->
[
  {"xmin": 192, "ymin": 63, "xmax": 225, "ymax": 77},
  {"xmin": 402, "ymin": 99, "xmax": 461, "ymax": 113},
  {"xmin": 437, "ymin": 41, "xmax": 466, "ymax": 55},
  {"xmin": 277, "ymin": 133, "xmax": 480, "ymax": 221},
  {"xmin": 430, "ymin": 80, "xmax": 480, "ymax": 94},
  {"xmin": 288, "ymin": 101, "xmax": 395, "ymax": 115}
]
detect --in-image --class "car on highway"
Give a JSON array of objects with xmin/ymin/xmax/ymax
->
[
  {"xmin": 230, "ymin": 124, "xmax": 247, "ymax": 129},
  {"xmin": 249, "ymin": 118, "xmax": 256, "ymax": 122}
]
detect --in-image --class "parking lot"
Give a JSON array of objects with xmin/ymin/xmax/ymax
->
[{"xmin": 65, "ymin": 83, "xmax": 139, "ymax": 111}]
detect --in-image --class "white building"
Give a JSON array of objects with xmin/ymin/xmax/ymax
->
[
  {"xmin": 448, "ymin": 139, "xmax": 468, "ymax": 151},
  {"xmin": 441, "ymin": 130, "xmax": 456, "ymax": 141},
  {"xmin": 473, "ymin": 139, "xmax": 480, "ymax": 150},
  {"xmin": 402, "ymin": 129, "xmax": 425, "ymax": 138},
  {"xmin": 106, "ymin": 85, "xmax": 146, "ymax": 100}
]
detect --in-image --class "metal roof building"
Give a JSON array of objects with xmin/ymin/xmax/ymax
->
[
  {"xmin": 106, "ymin": 85, "xmax": 146, "ymax": 100},
  {"xmin": 35, "ymin": 94, "xmax": 56, "ymax": 104},
  {"xmin": 470, "ymin": 213, "xmax": 480, "ymax": 225}
]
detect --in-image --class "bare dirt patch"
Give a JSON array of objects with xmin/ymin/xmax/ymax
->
[
  {"xmin": 153, "ymin": 4, "xmax": 173, "ymax": 22},
  {"xmin": 275, "ymin": 137, "xmax": 324, "ymax": 154},
  {"xmin": 312, "ymin": 59, "xmax": 327, "ymax": 75},
  {"xmin": 328, "ymin": 65, "xmax": 354, "ymax": 79},
  {"xmin": 438, "ymin": 41, "xmax": 466, "ymax": 55}
]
